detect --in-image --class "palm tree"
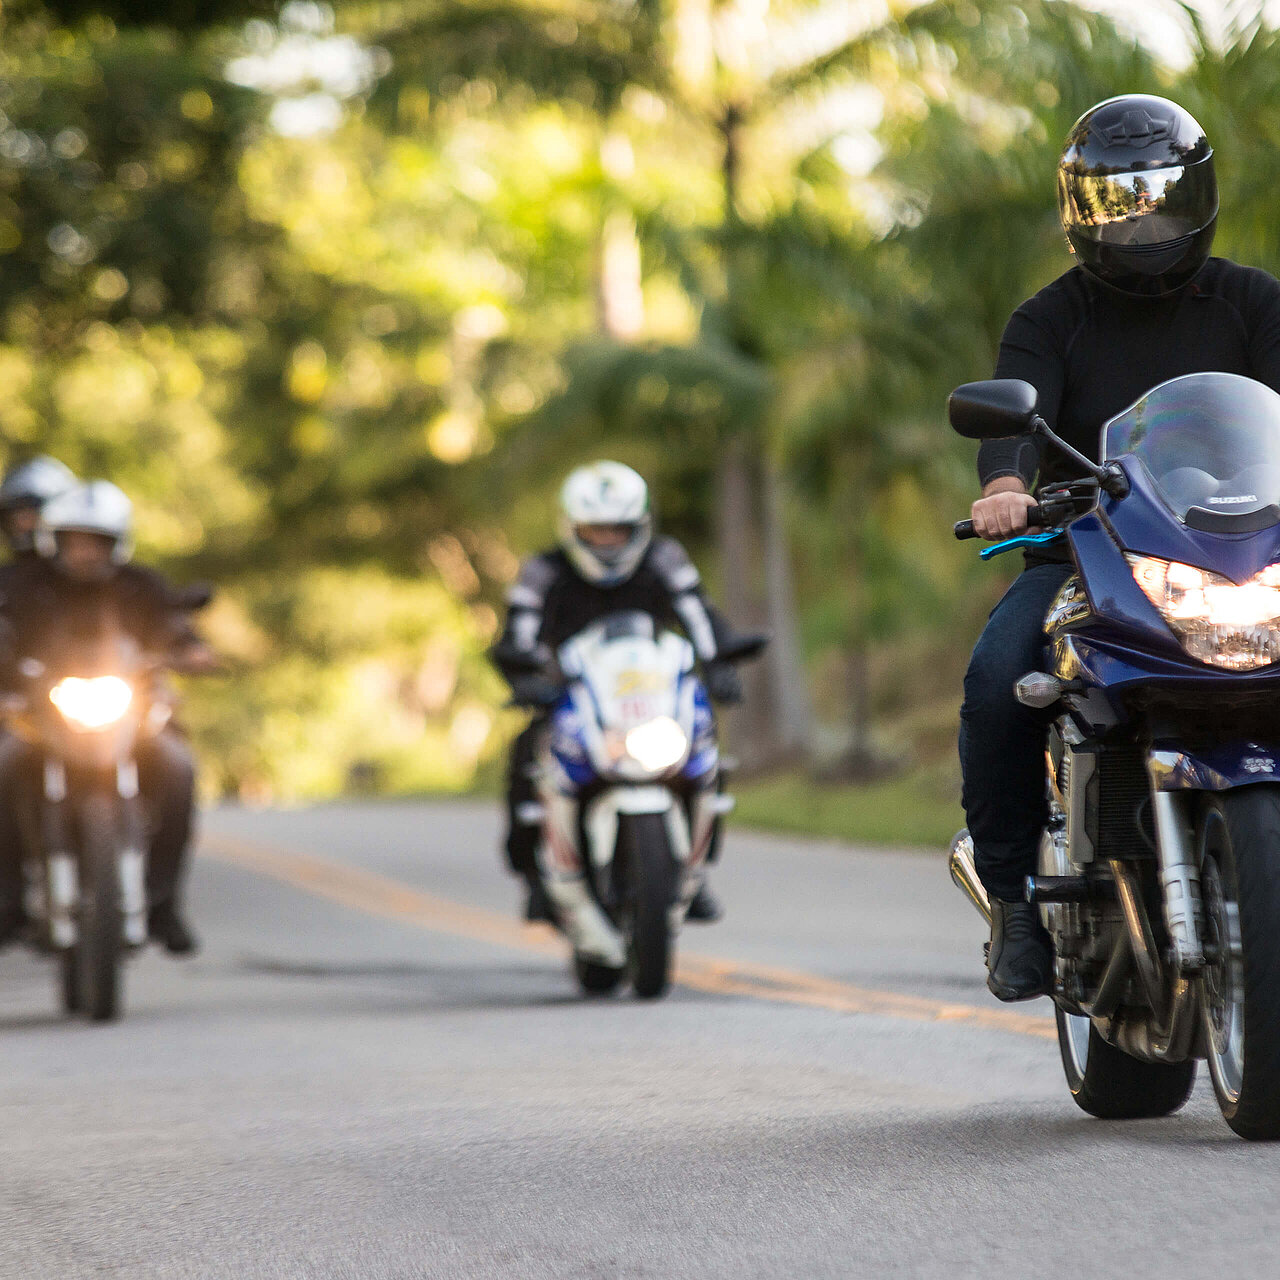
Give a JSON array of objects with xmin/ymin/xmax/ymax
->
[{"xmin": 332, "ymin": 0, "xmax": 1166, "ymax": 770}]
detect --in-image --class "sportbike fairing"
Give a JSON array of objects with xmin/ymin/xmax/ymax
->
[
  {"xmin": 1051, "ymin": 374, "xmax": 1280, "ymax": 679},
  {"xmin": 548, "ymin": 612, "xmax": 715, "ymax": 788},
  {"xmin": 1036, "ymin": 374, "xmax": 1280, "ymax": 793}
]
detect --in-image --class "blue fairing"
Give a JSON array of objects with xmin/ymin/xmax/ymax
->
[
  {"xmin": 994, "ymin": 373, "xmax": 1280, "ymax": 800},
  {"xmin": 547, "ymin": 672, "xmax": 717, "ymax": 789},
  {"xmin": 1057, "ymin": 630, "xmax": 1280, "ymax": 691},
  {"xmin": 549, "ymin": 695, "xmax": 598, "ymax": 788},
  {"xmin": 682, "ymin": 676, "xmax": 718, "ymax": 781},
  {"xmin": 1149, "ymin": 743, "xmax": 1280, "ymax": 792},
  {"xmin": 1103, "ymin": 456, "xmax": 1280, "ymax": 584}
]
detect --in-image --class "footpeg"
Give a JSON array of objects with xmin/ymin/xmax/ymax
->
[{"xmin": 1024, "ymin": 874, "xmax": 1110, "ymax": 905}]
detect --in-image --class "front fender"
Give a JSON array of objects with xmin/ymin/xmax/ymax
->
[
  {"xmin": 584, "ymin": 787, "xmax": 689, "ymax": 871},
  {"xmin": 612, "ymin": 786, "xmax": 675, "ymax": 814},
  {"xmin": 1149, "ymin": 744, "xmax": 1280, "ymax": 792}
]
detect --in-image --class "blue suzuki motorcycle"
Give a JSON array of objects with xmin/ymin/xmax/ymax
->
[{"xmin": 949, "ymin": 370, "xmax": 1280, "ymax": 1140}]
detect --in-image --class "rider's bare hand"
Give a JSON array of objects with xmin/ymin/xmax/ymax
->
[{"xmin": 971, "ymin": 478, "xmax": 1039, "ymax": 540}]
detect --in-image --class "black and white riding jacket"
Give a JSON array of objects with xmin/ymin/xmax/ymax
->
[{"xmin": 493, "ymin": 537, "xmax": 730, "ymax": 680}]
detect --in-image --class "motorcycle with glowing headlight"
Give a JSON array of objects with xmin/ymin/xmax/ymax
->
[
  {"xmin": 523, "ymin": 611, "xmax": 762, "ymax": 999},
  {"xmin": 950, "ymin": 370, "xmax": 1280, "ymax": 1140},
  {"xmin": 3, "ymin": 630, "xmax": 177, "ymax": 1021}
]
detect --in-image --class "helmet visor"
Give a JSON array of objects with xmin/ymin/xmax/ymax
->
[
  {"xmin": 1059, "ymin": 160, "xmax": 1217, "ymax": 247},
  {"xmin": 574, "ymin": 522, "xmax": 641, "ymax": 565}
]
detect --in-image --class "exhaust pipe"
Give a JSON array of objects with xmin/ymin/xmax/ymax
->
[{"xmin": 948, "ymin": 830, "xmax": 990, "ymax": 926}]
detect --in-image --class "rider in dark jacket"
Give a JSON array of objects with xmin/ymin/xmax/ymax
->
[
  {"xmin": 0, "ymin": 456, "xmax": 77, "ymax": 571},
  {"xmin": 961, "ymin": 95, "xmax": 1280, "ymax": 1001},
  {"xmin": 0, "ymin": 458, "xmax": 78, "ymax": 944},
  {"xmin": 0, "ymin": 481, "xmax": 215, "ymax": 954},
  {"xmin": 493, "ymin": 461, "xmax": 743, "ymax": 922}
]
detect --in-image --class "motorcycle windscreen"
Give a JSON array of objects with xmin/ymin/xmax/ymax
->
[
  {"xmin": 1102, "ymin": 372, "xmax": 1280, "ymax": 528},
  {"xmin": 559, "ymin": 610, "xmax": 693, "ymax": 728}
]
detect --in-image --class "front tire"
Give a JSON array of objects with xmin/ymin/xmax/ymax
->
[
  {"xmin": 620, "ymin": 813, "xmax": 677, "ymax": 1000},
  {"xmin": 76, "ymin": 793, "xmax": 123, "ymax": 1023},
  {"xmin": 1056, "ymin": 1009, "xmax": 1195, "ymax": 1120},
  {"xmin": 1199, "ymin": 788, "xmax": 1280, "ymax": 1139}
]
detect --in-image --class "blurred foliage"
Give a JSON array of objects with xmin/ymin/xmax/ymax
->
[
  {"xmin": 0, "ymin": 0, "xmax": 1275, "ymax": 819},
  {"xmin": 13, "ymin": 1, "xmax": 275, "ymax": 27}
]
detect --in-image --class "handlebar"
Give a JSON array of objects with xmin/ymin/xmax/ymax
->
[{"xmin": 953, "ymin": 505, "xmax": 1050, "ymax": 541}]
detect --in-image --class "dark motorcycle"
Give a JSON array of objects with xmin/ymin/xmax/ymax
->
[
  {"xmin": 6, "ymin": 630, "xmax": 182, "ymax": 1021},
  {"xmin": 950, "ymin": 370, "xmax": 1280, "ymax": 1139}
]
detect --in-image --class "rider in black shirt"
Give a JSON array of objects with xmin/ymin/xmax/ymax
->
[
  {"xmin": 492, "ymin": 461, "xmax": 743, "ymax": 923},
  {"xmin": 982, "ymin": 258, "xmax": 1280, "ymax": 527},
  {"xmin": 0, "ymin": 482, "xmax": 215, "ymax": 954},
  {"xmin": 961, "ymin": 95, "xmax": 1280, "ymax": 1001},
  {"xmin": 0, "ymin": 457, "xmax": 77, "ymax": 573}
]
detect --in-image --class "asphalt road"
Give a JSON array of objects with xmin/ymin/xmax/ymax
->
[{"xmin": 2, "ymin": 800, "xmax": 1279, "ymax": 1279}]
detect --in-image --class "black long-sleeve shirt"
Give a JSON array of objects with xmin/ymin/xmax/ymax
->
[
  {"xmin": 980, "ymin": 258, "xmax": 1280, "ymax": 493},
  {"xmin": 0, "ymin": 559, "xmax": 201, "ymax": 672},
  {"xmin": 493, "ymin": 537, "xmax": 731, "ymax": 679}
]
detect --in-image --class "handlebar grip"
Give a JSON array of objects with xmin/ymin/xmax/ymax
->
[{"xmin": 954, "ymin": 505, "xmax": 1050, "ymax": 542}]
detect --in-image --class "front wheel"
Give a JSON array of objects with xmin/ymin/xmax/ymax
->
[
  {"xmin": 1056, "ymin": 1008, "xmax": 1195, "ymax": 1120},
  {"xmin": 1199, "ymin": 788, "xmax": 1280, "ymax": 1139},
  {"xmin": 620, "ymin": 813, "xmax": 677, "ymax": 1000},
  {"xmin": 76, "ymin": 792, "xmax": 124, "ymax": 1023}
]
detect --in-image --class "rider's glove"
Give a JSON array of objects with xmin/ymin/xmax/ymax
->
[
  {"xmin": 703, "ymin": 660, "xmax": 743, "ymax": 706},
  {"xmin": 509, "ymin": 674, "xmax": 566, "ymax": 709}
]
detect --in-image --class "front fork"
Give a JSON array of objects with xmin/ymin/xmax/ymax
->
[
  {"xmin": 534, "ymin": 775, "xmax": 725, "ymax": 924},
  {"xmin": 32, "ymin": 759, "xmax": 148, "ymax": 950},
  {"xmin": 1146, "ymin": 776, "xmax": 1205, "ymax": 972},
  {"xmin": 113, "ymin": 760, "xmax": 148, "ymax": 947}
]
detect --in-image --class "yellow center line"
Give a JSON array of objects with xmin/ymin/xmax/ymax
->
[{"xmin": 201, "ymin": 833, "xmax": 1055, "ymax": 1041}]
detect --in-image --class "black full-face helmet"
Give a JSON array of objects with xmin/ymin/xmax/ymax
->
[{"xmin": 1057, "ymin": 94, "xmax": 1217, "ymax": 298}]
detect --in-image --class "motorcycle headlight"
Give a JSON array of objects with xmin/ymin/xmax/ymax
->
[
  {"xmin": 1128, "ymin": 554, "xmax": 1280, "ymax": 670},
  {"xmin": 49, "ymin": 676, "xmax": 134, "ymax": 730},
  {"xmin": 624, "ymin": 716, "xmax": 689, "ymax": 773}
]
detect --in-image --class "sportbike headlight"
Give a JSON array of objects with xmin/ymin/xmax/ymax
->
[
  {"xmin": 624, "ymin": 716, "xmax": 688, "ymax": 773},
  {"xmin": 1127, "ymin": 554, "xmax": 1280, "ymax": 670},
  {"xmin": 49, "ymin": 676, "xmax": 133, "ymax": 730}
]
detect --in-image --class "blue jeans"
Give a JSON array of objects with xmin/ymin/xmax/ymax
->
[{"xmin": 958, "ymin": 563, "xmax": 1073, "ymax": 902}]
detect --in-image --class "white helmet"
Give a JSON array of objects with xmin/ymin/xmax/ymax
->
[
  {"xmin": 0, "ymin": 456, "xmax": 78, "ymax": 552},
  {"xmin": 37, "ymin": 480, "xmax": 135, "ymax": 566},
  {"xmin": 558, "ymin": 461, "xmax": 652, "ymax": 586},
  {"xmin": 0, "ymin": 456, "xmax": 77, "ymax": 511}
]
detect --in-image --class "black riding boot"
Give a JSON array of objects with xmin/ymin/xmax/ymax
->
[
  {"xmin": 140, "ymin": 731, "xmax": 199, "ymax": 956},
  {"xmin": 987, "ymin": 899, "xmax": 1052, "ymax": 1001}
]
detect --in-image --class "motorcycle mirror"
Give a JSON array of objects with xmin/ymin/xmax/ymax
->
[
  {"xmin": 948, "ymin": 379, "xmax": 1040, "ymax": 440},
  {"xmin": 489, "ymin": 644, "xmax": 546, "ymax": 675},
  {"xmin": 717, "ymin": 632, "xmax": 769, "ymax": 663}
]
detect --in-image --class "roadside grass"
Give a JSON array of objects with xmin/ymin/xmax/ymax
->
[{"xmin": 732, "ymin": 763, "xmax": 963, "ymax": 850}]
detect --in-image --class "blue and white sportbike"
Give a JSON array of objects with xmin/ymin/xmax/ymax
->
[
  {"xmin": 950, "ymin": 370, "xmax": 1280, "ymax": 1140},
  {"xmin": 522, "ymin": 611, "xmax": 760, "ymax": 999}
]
